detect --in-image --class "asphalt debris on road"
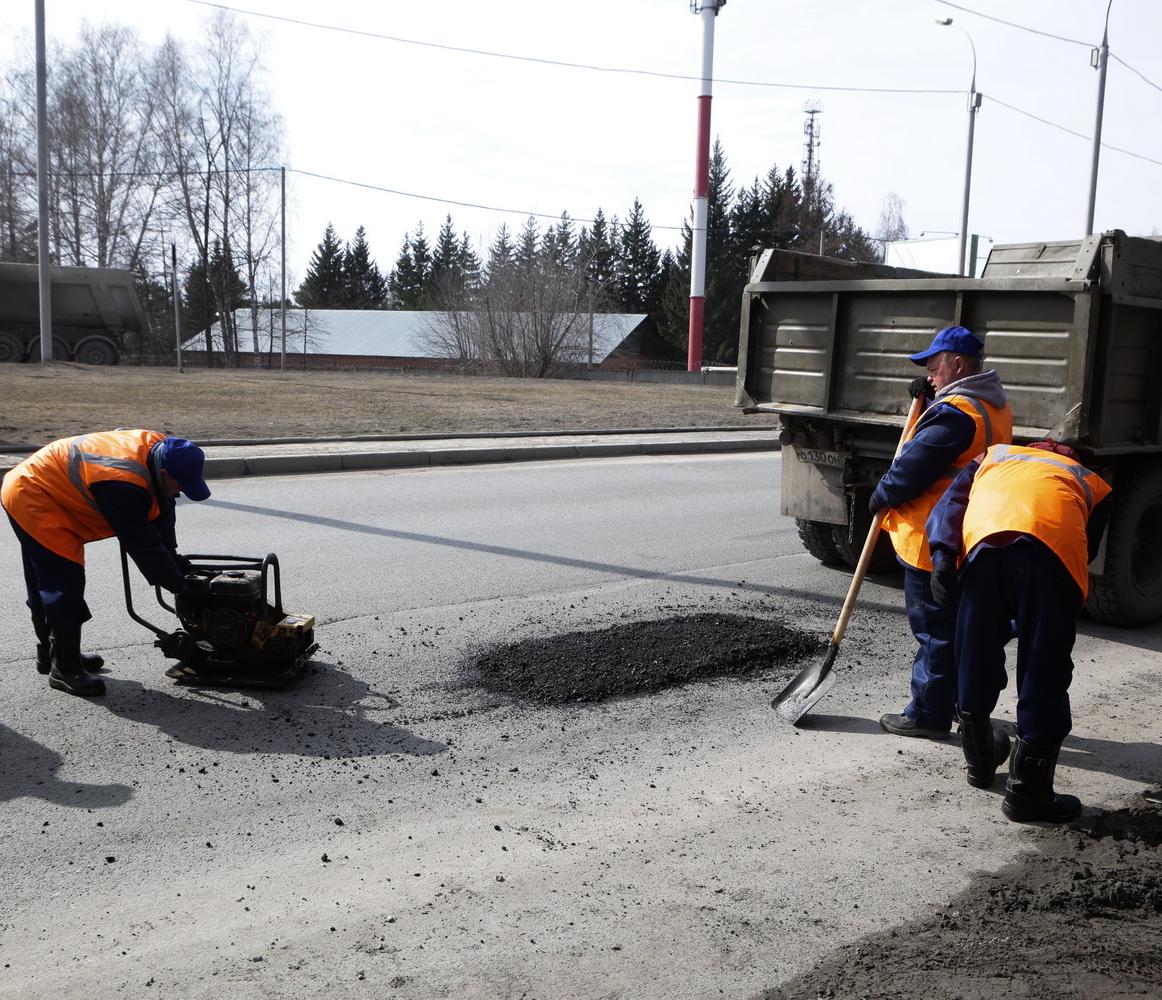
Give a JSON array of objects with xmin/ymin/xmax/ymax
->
[
  {"xmin": 759, "ymin": 802, "xmax": 1162, "ymax": 1000},
  {"xmin": 471, "ymin": 612, "xmax": 826, "ymax": 704}
]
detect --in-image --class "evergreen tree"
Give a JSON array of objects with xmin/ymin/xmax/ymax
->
[
  {"xmin": 456, "ymin": 231, "xmax": 482, "ymax": 293},
  {"xmin": 540, "ymin": 211, "xmax": 577, "ymax": 270},
  {"xmin": 343, "ymin": 225, "xmax": 387, "ymax": 308},
  {"xmin": 700, "ymin": 138, "xmax": 741, "ymax": 363},
  {"xmin": 486, "ymin": 222, "xmax": 516, "ymax": 282},
  {"xmin": 515, "ymin": 216, "xmax": 540, "ymax": 273},
  {"xmin": 387, "ymin": 222, "xmax": 432, "ymax": 309},
  {"xmin": 577, "ymin": 207, "xmax": 618, "ymax": 298},
  {"xmin": 296, "ymin": 222, "xmax": 346, "ymax": 307},
  {"xmin": 615, "ymin": 198, "xmax": 662, "ymax": 314},
  {"xmin": 183, "ymin": 239, "xmax": 246, "ymax": 334}
]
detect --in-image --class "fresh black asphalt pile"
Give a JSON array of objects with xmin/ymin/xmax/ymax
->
[
  {"xmin": 472, "ymin": 612, "xmax": 825, "ymax": 704},
  {"xmin": 760, "ymin": 801, "xmax": 1162, "ymax": 1000}
]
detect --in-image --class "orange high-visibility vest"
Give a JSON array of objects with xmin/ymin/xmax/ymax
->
[
  {"xmin": 883, "ymin": 393, "xmax": 1013, "ymax": 571},
  {"xmin": 0, "ymin": 429, "xmax": 167, "ymax": 565},
  {"xmin": 961, "ymin": 444, "xmax": 1112, "ymax": 599}
]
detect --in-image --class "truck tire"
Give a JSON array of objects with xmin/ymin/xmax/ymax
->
[
  {"xmin": 831, "ymin": 523, "xmax": 899, "ymax": 575},
  {"xmin": 0, "ymin": 330, "xmax": 23, "ymax": 362},
  {"xmin": 73, "ymin": 335, "xmax": 119, "ymax": 365},
  {"xmin": 1086, "ymin": 466, "xmax": 1162, "ymax": 627},
  {"xmin": 25, "ymin": 335, "xmax": 71, "ymax": 363},
  {"xmin": 795, "ymin": 518, "xmax": 843, "ymax": 565}
]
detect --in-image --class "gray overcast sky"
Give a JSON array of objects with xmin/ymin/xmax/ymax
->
[{"xmin": 3, "ymin": 0, "xmax": 1161, "ymax": 281}]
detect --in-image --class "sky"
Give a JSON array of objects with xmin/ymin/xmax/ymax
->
[{"xmin": 2, "ymin": 0, "xmax": 1161, "ymax": 283}]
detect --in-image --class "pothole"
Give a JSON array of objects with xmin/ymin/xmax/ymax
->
[{"xmin": 472, "ymin": 613, "xmax": 825, "ymax": 704}]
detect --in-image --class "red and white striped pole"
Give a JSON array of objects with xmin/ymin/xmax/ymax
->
[{"xmin": 688, "ymin": 0, "xmax": 725, "ymax": 373}]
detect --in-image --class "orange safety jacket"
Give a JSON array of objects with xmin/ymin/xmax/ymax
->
[
  {"xmin": 0, "ymin": 429, "xmax": 167, "ymax": 565},
  {"xmin": 961, "ymin": 443, "xmax": 1112, "ymax": 599},
  {"xmin": 884, "ymin": 393, "xmax": 1013, "ymax": 571}
]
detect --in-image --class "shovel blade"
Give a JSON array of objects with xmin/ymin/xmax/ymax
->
[{"xmin": 771, "ymin": 644, "xmax": 839, "ymax": 725}]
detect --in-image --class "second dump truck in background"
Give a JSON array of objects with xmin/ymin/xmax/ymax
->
[
  {"xmin": 736, "ymin": 229, "xmax": 1162, "ymax": 627},
  {"xmin": 0, "ymin": 262, "xmax": 148, "ymax": 365}
]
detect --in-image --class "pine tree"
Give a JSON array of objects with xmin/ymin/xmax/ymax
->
[
  {"xmin": 387, "ymin": 223, "xmax": 432, "ymax": 309},
  {"xmin": 183, "ymin": 239, "xmax": 246, "ymax": 334},
  {"xmin": 296, "ymin": 222, "xmax": 346, "ymax": 307},
  {"xmin": 615, "ymin": 198, "xmax": 662, "ymax": 314},
  {"xmin": 515, "ymin": 216, "xmax": 540, "ymax": 273},
  {"xmin": 486, "ymin": 223, "xmax": 516, "ymax": 282},
  {"xmin": 540, "ymin": 211, "xmax": 577, "ymax": 270},
  {"xmin": 700, "ymin": 139, "xmax": 740, "ymax": 363},
  {"xmin": 343, "ymin": 225, "xmax": 387, "ymax": 308},
  {"xmin": 578, "ymin": 207, "xmax": 618, "ymax": 307}
]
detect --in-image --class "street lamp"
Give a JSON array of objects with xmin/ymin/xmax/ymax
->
[
  {"xmin": 1085, "ymin": 0, "xmax": 1114, "ymax": 235},
  {"xmin": 936, "ymin": 17, "xmax": 982, "ymax": 277}
]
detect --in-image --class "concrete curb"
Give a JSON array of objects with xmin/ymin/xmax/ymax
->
[
  {"xmin": 199, "ymin": 435, "xmax": 779, "ymax": 480},
  {"xmin": 1, "ymin": 432, "xmax": 781, "ymax": 482}
]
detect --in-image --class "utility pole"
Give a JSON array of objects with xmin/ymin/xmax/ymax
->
[
  {"xmin": 936, "ymin": 17, "xmax": 981, "ymax": 276},
  {"xmin": 1085, "ymin": 0, "xmax": 1114, "ymax": 235},
  {"xmin": 34, "ymin": 0, "xmax": 52, "ymax": 362},
  {"xmin": 172, "ymin": 244, "xmax": 183, "ymax": 373},
  {"xmin": 687, "ymin": 0, "xmax": 725, "ymax": 373},
  {"xmin": 280, "ymin": 165, "xmax": 287, "ymax": 371}
]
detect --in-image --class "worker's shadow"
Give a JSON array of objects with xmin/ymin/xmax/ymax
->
[
  {"xmin": 1058, "ymin": 734, "xmax": 1162, "ymax": 785},
  {"xmin": 0, "ymin": 723, "xmax": 134, "ymax": 808},
  {"xmin": 99, "ymin": 659, "xmax": 446, "ymax": 759}
]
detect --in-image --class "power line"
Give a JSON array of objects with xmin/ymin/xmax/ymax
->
[
  {"xmin": 1110, "ymin": 52, "xmax": 1162, "ymax": 95},
  {"xmin": 934, "ymin": 1, "xmax": 1162, "ymax": 98},
  {"xmin": 987, "ymin": 94, "xmax": 1162, "ymax": 167},
  {"xmin": 288, "ymin": 168, "xmax": 688, "ymax": 232},
  {"xmin": 932, "ymin": 1, "xmax": 1091, "ymax": 47},
  {"xmin": 185, "ymin": 0, "xmax": 960, "ymax": 96}
]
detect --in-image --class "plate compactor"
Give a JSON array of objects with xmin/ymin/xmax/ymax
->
[{"xmin": 122, "ymin": 549, "xmax": 318, "ymax": 688}]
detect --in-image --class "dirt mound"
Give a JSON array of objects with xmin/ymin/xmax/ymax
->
[
  {"xmin": 760, "ymin": 802, "xmax": 1162, "ymax": 1000},
  {"xmin": 471, "ymin": 613, "xmax": 825, "ymax": 704}
]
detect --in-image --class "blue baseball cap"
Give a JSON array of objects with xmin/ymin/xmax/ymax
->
[
  {"xmin": 908, "ymin": 326, "xmax": 984, "ymax": 365},
  {"xmin": 160, "ymin": 437, "xmax": 211, "ymax": 501}
]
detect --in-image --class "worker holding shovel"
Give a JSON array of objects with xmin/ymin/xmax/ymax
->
[{"xmin": 868, "ymin": 327, "xmax": 1012, "ymax": 740}]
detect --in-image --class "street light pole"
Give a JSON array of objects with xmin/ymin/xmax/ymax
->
[
  {"xmin": 1085, "ymin": 0, "xmax": 1114, "ymax": 236},
  {"xmin": 937, "ymin": 17, "xmax": 980, "ymax": 278}
]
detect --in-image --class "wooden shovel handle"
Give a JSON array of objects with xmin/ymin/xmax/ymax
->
[{"xmin": 830, "ymin": 395, "xmax": 925, "ymax": 647}]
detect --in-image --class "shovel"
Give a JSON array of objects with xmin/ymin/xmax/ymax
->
[{"xmin": 772, "ymin": 395, "xmax": 924, "ymax": 725}]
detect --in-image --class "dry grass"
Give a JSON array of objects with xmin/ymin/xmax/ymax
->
[{"xmin": 0, "ymin": 363, "xmax": 774, "ymax": 446}]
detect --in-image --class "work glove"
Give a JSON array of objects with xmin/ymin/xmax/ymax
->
[
  {"xmin": 174, "ymin": 552, "xmax": 193, "ymax": 576},
  {"xmin": 929, "ymin": 550, "xmax": 959, "ymax": 608},
  {"xmin": 868, "ymin": 491, "xmax": 886, "ymax": 517},
  {"xmin": 909, "ymin": 376, "xmax": 935, "ymax": 400}
]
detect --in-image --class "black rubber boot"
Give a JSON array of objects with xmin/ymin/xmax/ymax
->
[
  {"xmin": 1002, "ymin": 738, "xmax": 1080, "ymax": 823},
  {"xmin": 48, "ymin": 628, "xmax": 106, "ymax": 697},
  {"xmin": 959, "ymin": 711, "xmax": 1011, "ymax": 789},
  {"xmin": 33, "ymin": 610, "xmax": 104, "ymax": 676}
]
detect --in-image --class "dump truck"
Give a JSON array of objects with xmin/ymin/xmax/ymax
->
[
  {"xmin": 0, "ymin": 262, "xmax": 149, "ymax": 365},
  {"xmin": 735, "ymin": 229, "xmax": 1162, "ymax": 627}
]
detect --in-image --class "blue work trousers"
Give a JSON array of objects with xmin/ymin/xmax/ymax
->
[
  {"xmin": 5, "ymin": 513, "xmax": 92, "ymax": 629},
  {"xmin": 956, "ymin": 540, "xmax": 1079, "ymax": 746},
  {"xmin": 902, "ymin": 565, "xmax": 959, "ymax": 731}
]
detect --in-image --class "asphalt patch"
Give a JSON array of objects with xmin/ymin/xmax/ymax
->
[
  {"xmin": 472, "ymin": 613, "xmax": 825, "ymax": 704},
  {"xmin": 759, "ymin": 801, "xmax": 1162, "ymax": 1000}
]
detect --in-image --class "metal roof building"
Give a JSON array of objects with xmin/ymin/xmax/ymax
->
[{"xmin": 181, "ymin": 309, "xmax": 660, "ymax": 370}]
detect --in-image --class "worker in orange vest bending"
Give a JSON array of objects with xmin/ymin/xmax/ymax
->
[
  {"xmin": 926, "ymin": 440, "xmax": 1112, "ymax": 823},
  {"xmin": 1, "ymin": 430, "xmax": 211, "ymax": 698}
]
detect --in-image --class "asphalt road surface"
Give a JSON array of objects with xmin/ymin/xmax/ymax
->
[{"xmin": 1, "ymin": 453, "xmax": 1159, "ymax": 998}]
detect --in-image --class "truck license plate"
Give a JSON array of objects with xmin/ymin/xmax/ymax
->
[{"xmin": 797, "ymin": 448, "xmax": 847, "ymax": 469}]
